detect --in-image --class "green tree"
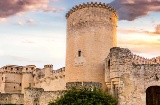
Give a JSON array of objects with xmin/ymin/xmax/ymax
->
[{"xmin": 48, "ymin": 87, "xmax": 117, "ymax": 105}]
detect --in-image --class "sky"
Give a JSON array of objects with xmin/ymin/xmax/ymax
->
[{"xmin": 0, "ymin": 0, "xmax": 160, "ymax": 69}]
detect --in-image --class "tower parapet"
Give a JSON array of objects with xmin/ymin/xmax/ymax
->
[
  {"xmin": 66, "ymin": 2, "xmax": 117, "ymax": 18},
  {"xmin": 66, "ymin": 2, "xmax": 118, "ymax": 32},
  {"xmin": 44, "ymin": 64, "xmax": 53, "ymax": 78},
  {"xmin": 44, "ymin": 64, "xmax": 53, "ymax": 68}
]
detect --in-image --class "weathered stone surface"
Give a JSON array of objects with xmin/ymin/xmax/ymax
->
[
  {"xmin": 105, "ymin": 47, "xmax": 160, "ymax": 105},
  {"xmin": 0, "ymin": 93, "xmax": 24, "ymax": 104}
]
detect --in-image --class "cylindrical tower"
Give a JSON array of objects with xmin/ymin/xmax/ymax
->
[
  {"xmin": 44, "ymin": 64, "xmax": 53, "ymax": 78},
  {"xmin": 65, "ymin": 2, "xmax": 118, "ymax": 89},
  {"xmin": 21, "ymin": 65, "xmax": 35, "ymax": 93}
]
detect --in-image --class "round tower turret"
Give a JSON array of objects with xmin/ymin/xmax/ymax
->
[
  {"xmin": 21, "ymin": 65, "xmax": 36, "ymax": 93},
  {"xmin": 65, "ymin": 2, "xmax": 118, "ymax": 89},
  {"xmin": 44, "ymin": 64, "xmax": 53, "ymax": 78}
]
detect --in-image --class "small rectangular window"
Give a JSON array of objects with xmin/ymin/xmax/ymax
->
[{"xmin": 78, "ymin": 51, "xmax": 81, "ymax": 57}]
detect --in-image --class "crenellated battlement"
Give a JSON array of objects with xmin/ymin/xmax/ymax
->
[
  {"xmin": 35, "ymin": 67, "xmax": 65, "ymax": 83},
  {"xmin": 132, "ymin": 54, "xmax": 160, "ymax": 65},
  {"xmin": 22, "ymin": 65, "xmax": 36, "ymax": 73},
  {"xmin": 44, "ymin": 64, "xmax": 53, "ymax": 68},
  {"xmin": 52, "ymin": 67, "xmax": 65, "ymax": 74},
  {"xmin": 107, "ymin": 47, "xmax": 160, "ymax": 65},
  {"xmin": 66, "ymin": 2, "xmax": 118, "ymax": 30},
  {"xmin": 66, "ymin": 2, "xmax": 117, "ymax": 18},
  {"xmin": 0, "ymin": 65, "xmax": 23, "ymax": 74},
  {"xmin": 52, "ymin": 67, "xmax": 65, "ymax": 79}
]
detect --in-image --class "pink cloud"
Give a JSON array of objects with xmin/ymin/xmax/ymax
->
[
  {"xmin": 118, "ymin": 24, "xmax": 160, "ymax": 36},
  {"xmin": 59, "ymin": 8, "xmax": 66, "ymax": 11},
  {"xmin": 0, "ymin": 18, "xmax": 8, "ymax": 22},
  {"xmin": 109, "ymin": 0, "xmax": 160, "ymax": 21},
  {"xmin": 43, "ymin": 7, "xmax": 57, "ymax": 12},
  {"xmin": 17, "ymin": 21, "xmax": 24, "ymax": 26},
  {"xmin": 0, "ymin": 0, "xmax": 52, "ymax": 18},
  {"xmin": 26, "ymin": 19, "xmax": 34, "ymax": 23}
]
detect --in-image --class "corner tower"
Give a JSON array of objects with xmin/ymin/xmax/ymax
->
[{"xmin": 65, "ymin": 2, "xmax": 118, "ymax": 88}]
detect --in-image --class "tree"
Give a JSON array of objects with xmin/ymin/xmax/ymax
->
[{"xmin": 48, "ymin": 87, "xmax": 117, "ymax": 105}]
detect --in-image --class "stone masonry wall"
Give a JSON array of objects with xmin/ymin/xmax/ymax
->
[
  {"xmin": 105, "ymin": 47, "xmax": 160, "ymax": 105},
  {"xmin": 35, "ymin": 67, "xmax": 65, "ymax": 91},
  {"xmin": 24, "ymin": 87, "xmax": 65, "ymax": 105},
  {"xmin": 0, "ymin": 93, "xmax": 24, "ymax": 104},
  {"xmin": 39, "ymin": 91, "xmax": 65, "ymax": 105}
]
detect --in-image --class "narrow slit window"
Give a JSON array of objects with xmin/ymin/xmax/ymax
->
[
  {"xmin": 108, "ymin": 60, "xmax": 110, "ymax": 69},
  {"xmin": 78, "ymin": 51, "xmax": 81, "ymax": 57}
]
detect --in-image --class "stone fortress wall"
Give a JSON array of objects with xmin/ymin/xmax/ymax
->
[
  {"xmin": 0, "ymin": 93, "xmax": 24, "ymax": 105},
  {"xmin": 0, "ymin": 64, "xmax": 65, "ymax": 105},
  {"xmin": 35, "ymin": 65, "xmax": 65, "ymax": 91},
  {"xmin": 0, "ymin": 64, "xmax": 65, "ymax": 93},
  {"xmin": 65, "ymin": 2, "xmax": 118, "ymax": 89},
  {"xmin": 24, "ymin": 88, "xmax": 65, "ymax": 105},
  {"xmin": 105, "ymin": 47, "xmax": 160, "ymax": 105}
]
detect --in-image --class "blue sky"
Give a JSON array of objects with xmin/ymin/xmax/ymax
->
[{"xmin": 0, "ymin": 0, "xmax": 160, "ymax": 69}]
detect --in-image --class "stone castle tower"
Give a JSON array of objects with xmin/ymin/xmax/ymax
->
[
  {"xmin": 21, "ymin": 65, "xmax": 35, "ymax": 93},
  {"xmin": 65, "ymin": 2, "xmax": 118, "ymax": 88},
  {"xmin": 44, "ymin": 64, "xmax": 53, "ymax": 78}
]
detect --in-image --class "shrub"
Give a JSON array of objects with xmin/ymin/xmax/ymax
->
[{"xmin": 48, "ymin": 87, "xmax": 117, "ymax": 105}]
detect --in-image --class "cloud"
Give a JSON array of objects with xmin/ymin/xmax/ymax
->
[
  {"xmin": 26, "ymin": 19, "xmax": 34, "ymax": 23},
  {"xmin": 16, "ymin": 12, "xmax": 25, "ymax": 17},
  {"xmin": 118, "ymin": 36, "xmax": 160, "ymax": 58},
  {"xmin": 17, "ymin": 21, "xmax": 24, "ymax": 25},
  {"xmin": 6, "ymin": 55, "xmax": 46, "ymax": 62},
  {"xmin": 43, "ymin": 7, "xmax": 57, "ymax": 12},
  {"xmin": 0, "ymin": 18, "xmax": 8, "ymax": 22},
  {"xmin": 109, "ymin": 0, "xmax": 160, "ymax": 21},
  {"xmin": 59, "ymin": 8, "xmax": 66, "ymax": 11},
  {"xmin": 22, "ymin": 39, "xmax": 35, "ymax": 43},
  {"xmin": 118, "ymin": 24, "xmax": 160, "ymax": 36},
  {"xmin": 0, "ymin": 0, "xmax": 50, "ymax": 18}
]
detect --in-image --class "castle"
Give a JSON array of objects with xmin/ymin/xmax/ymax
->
[{"xmin": 0, "ymin": 2, "xmax": 160, "ymax": 105}]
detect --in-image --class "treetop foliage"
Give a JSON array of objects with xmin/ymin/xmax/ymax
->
[{"xmin": 48, "ymin": 87, "xmax": 117, "ymax": 105}]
